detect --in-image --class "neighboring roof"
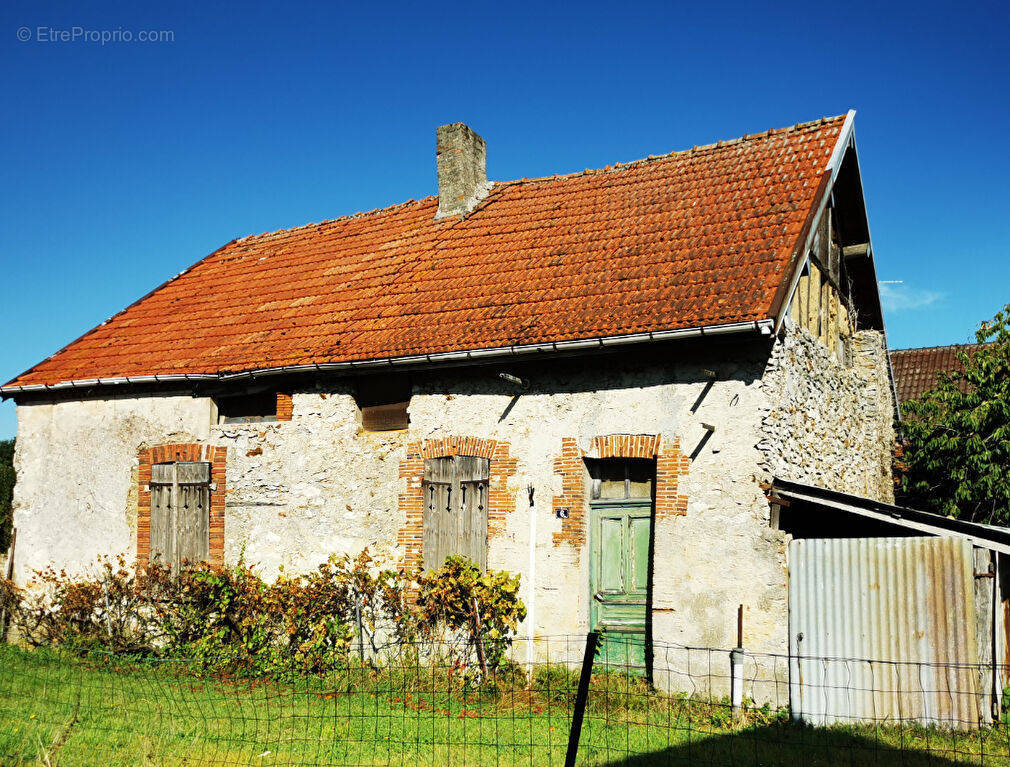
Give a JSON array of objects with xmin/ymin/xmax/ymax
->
[
  {"xmin": 890, "ymin": 344, "xmax": 982, "ymax": 404},
  {"xmin": 770, "ymin": 478, "xmax": 1010, "ymax": 555},
  {"xmin": 5, "ymin": 114, "xmax": 850, "ymax": 392}
]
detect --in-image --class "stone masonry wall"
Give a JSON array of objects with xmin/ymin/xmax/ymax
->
[
  {"xmin": 214, "ymin": 384, "xmax": 410, "ymax": 577},
  {"xmin": 759, "ymin": 320, "xmax": 896, "ymax": 502},
  {"xmin": 10, "ymin": 328, "xmax": 896, "ymax": 664},
  {"xmin": 11, "ymin": 395, "xmax": 214, "ymax": 581},
  {"xmin": 10, "ymin": 346, "xmax": 792, "ymax": 656}
]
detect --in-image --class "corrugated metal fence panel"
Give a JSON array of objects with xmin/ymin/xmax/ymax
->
[{"xmin": 789, "ymin": 536, "xmax": 980, "ymax": 728}]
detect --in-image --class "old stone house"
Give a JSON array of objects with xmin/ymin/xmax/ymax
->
[{"xmin": 2, "ymin": 112, "xmax": 896, "ymax": 661}]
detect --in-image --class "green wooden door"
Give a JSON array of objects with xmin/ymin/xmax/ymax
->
[{"xmin": 590, "ymin": 498, "xmax": 652, "ymax": 670}]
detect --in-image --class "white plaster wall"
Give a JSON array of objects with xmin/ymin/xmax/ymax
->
[
  {"xmin": 11, "ymin": 349, "xmax": 786, "ymax": 655},
  {"xmin": 217, "ymin": 385, "xmax": 408, "ymax": 578},
  {"xmin": 12, "ymin": 394, "xmax": 214, "ymax": 580},
  {"xmin": 651, "ymin": 365, "xmax": 789, "ymax": 656}
]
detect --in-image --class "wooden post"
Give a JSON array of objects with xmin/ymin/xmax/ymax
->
[
  {"xmin": 472, "ymin": 597, "xmax": 488, "ymax": 678},
  {"xmin": 1, "ymin": 528, "xmax": 17, "ymax": 643},
  {"xmin": 565, "ymin": 632, "xmax": 599, "ymax": 767},
  {"xmin": 3, "ymin": 528, "xmax": 15, "ymax": 582},
  {"xmin": 992, "ymin": 552, "xmax": 1001, "ymax": 722},
  {"xmin": 354, "ymin": 592, "xmax": 365, "ymax": 664}
]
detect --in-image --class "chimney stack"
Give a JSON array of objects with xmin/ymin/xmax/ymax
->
[{"xmin": 436, "ymin": 123, "xmax": 491, "ymax": 219}]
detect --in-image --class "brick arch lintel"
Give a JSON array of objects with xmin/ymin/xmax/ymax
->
[
  {"xmin": 136, "ymin": 443, "xmax": 227, "ymax": 568},
  {"xmin": 397, "ymin": 436, "xmax": 518, "ymax": 572},
  {"xmin": 552, "ymin": 434, "xmax": 689, "ymax": 550}
]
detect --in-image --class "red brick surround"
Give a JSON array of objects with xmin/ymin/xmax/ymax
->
[
  {"xmin": 397, "ymin": 436, "xmax": 518, "ymax": 571},
  {"xmin": 137, "ymin": 443, "xmax": 227, "ymax": 567},
  {"xmin": 552, "ymin": 434, "xmax": 688, "ymax": 550}
]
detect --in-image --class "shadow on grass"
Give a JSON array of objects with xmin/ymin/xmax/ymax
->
[{"xmin": 591, "ymin": 721, "xmax": 1009, "ymax": 767}]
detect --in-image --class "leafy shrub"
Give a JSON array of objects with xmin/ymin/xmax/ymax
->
[
  {"xmin": 147, "ymin": 560, "xmax": 277, "ymax": 669},
  {"xmin": 415, "ymin": 555, "xmax": 526, "ymax": 674},
  {"xmin": 302, "ymin": 549, "xmax": 416, "ymax": 650},
  {"xmin": 0, "ymin": 574, "xmax": 20, "ymax": 626},
  {"xmin": 4, "ymin": 550, "xmax": 527, "ymax": 683},
  {"xmin": 896, "ymin": 303, "xmax": 1010, "ymax": 524},
  {"xmin": 14, "ymin": 556, "xmax": 155, "ymax": 652},
  {"xmin": 139, "ymin": 559, "xmax": 354, "ymax": 677}
]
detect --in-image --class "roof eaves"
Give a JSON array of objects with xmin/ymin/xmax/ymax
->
[{"xmin": 1, "ymin": 319, "xmax": 774, "ymax": 398}]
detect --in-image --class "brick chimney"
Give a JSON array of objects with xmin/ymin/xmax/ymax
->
[{"xmin": 436, "ymin": 123, "xmax": 491, "ymax": 219}]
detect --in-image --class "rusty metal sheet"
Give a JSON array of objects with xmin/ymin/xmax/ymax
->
[{"xmin": 789, "ymin": 536, "xmax": 980, "ymax": 728}]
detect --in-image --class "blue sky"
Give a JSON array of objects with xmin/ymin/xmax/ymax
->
[{"xmin": 1, "ymin": 0, "xmax": 1007, "ymax": 439}]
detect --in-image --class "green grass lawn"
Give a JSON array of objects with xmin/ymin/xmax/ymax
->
[{"xmin": 0, "ymin": 644, "xmax": 1008, "ymax": 766}]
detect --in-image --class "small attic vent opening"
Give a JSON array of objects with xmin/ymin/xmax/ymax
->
[
  {"xmin": 355, "ymin": 375, "xmax": 410, "ymax": 432},
  {"xmin": 216, "ymin": 391, "xmax": 278, "ymax": 423}
]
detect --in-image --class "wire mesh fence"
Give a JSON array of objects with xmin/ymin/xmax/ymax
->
[{"xmin": 2, "ymin": 634, "xmax": 1010, "ymax": 766}]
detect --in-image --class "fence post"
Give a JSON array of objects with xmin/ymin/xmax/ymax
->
[
  {"xmin": 731, "ymin": 604, "xmax": 744, "ymax": 720},
  {"xmin": 565, "ymin": 631, "xmax": 599, "ymax": 767}
]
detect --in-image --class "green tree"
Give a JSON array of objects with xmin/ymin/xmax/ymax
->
[
  {"xmin": 0, "ymin": 438, "xmax": 13, "ymax": 554},
  {"xmin": 897, "ymin": 304, "xmax": 1010, "ymax": 524}
]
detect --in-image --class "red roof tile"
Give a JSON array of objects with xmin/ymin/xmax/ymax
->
[
  {"xmin": 7, "ymin": 115, "xmax": 847, "ymax": 389},
  {"xmin": 890, "ymin": 344, "xmax": 985, "ymax": 405}
]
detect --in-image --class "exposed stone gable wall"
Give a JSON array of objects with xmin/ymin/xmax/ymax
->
[{"xmin": 759, "ymin": 321, "xmax": 896, "ymax": 501}]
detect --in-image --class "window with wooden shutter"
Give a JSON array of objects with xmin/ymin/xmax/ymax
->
[
  {"xmin": 422, "ymin": 455, "xmax": 489, "ymax": 571},
  {"xmin": 149, "ymin": 461, "xmax": 211, "ymax": 570}
]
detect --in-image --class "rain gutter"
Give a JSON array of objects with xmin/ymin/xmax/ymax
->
[{"xmin": 1, "ymin": 318, "xmax": 773, "ymax": 397}]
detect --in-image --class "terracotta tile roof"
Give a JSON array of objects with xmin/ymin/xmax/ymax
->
[
  {"xmin": 7, "ymin": 115, "xmax": 847, "ymax": 389},
  {"xmin": 890, "ymin": 344, "xmax": 983, "ymax": 404}
]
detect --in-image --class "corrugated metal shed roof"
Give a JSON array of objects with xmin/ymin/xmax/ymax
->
[{"xmin": 770, "ymin": 478, "xmax": 1010, "ymax": 554}]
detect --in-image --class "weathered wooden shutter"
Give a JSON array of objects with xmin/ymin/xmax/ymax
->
[
  {"xmin": 149, "ymin": 462, "xmax": 211, "ymax": 570},
  {"xmin": 361, "ymin": 402, "xmax": 409, "ymax": 432},
  {"xmin": 422, "ymin": 456, "xmax": 489, "ymax": 571},
  {"xmin": 456, "ymin": 456, "xmax": 489, "ymax": 571}
]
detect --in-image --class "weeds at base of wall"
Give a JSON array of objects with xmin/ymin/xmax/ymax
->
[{"xmin": 0, "ymin": 550, "xmax": 525, "ymax": 682}]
